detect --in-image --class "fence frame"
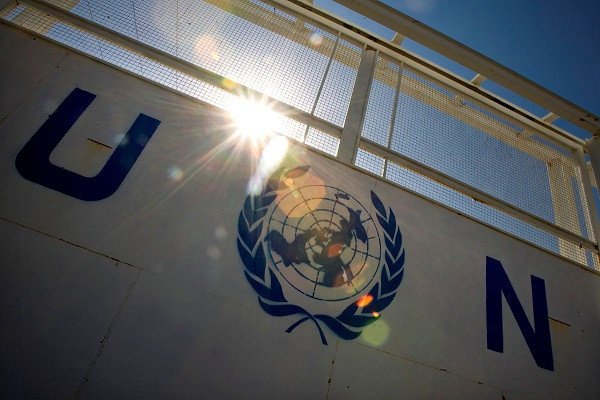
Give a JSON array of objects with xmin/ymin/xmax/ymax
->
[{"xmin": 3, "ymin": 0, "xmax": 600, "ymax": 266}]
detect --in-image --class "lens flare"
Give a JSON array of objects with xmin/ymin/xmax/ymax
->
[
  {"xmin": 361, "ymin": 318, "xmax": 390, "ymax": 346},
  {"xmin": 260, "ymin": 135, "xmax": 289, "ymax": 172},
  {"xmin": 167, "ymin": 166, "xmax": 183, "ymax": 181},
  {"xmin": 327, "ymin": 242, "xmax": 344, "ymax": 258},
  {"xmin": 226, "ymin": 96, "xmax": 282, "ymax": 140},
  {"xmin": 356, "ymin": 294, "xmax": 374, "ymax": 307},
  {"xmin": 276, "ymin": 174, "xmax": 326, "ymax": 217},
  {"xmin": 247, "ymin": 135, "xmax": 289, "ymax": 195},
  {"xmin": 206, "ymin": 244, "xmax": 221, "ymax": 260},
  {"xmin": 215, "ymin": 226, "xmax": 227, "ymax": 240},
  {"xmin": 309, "ymin": 32, "xmax": 324, "ymax": 47},
  {"xmin": 222, "ymin": 78, "xmax": 236, "ymax": 90},
  {"xmin": 194, "ymin": 35, "xmax": 220, "ymax": 63}
]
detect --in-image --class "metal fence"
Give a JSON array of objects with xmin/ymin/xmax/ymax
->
[{"xmin": 2, "ymin": 0, "xmax": 599, "ymax": 269}]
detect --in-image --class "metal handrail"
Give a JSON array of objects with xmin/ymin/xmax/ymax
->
[
  {"xmin": 265, "ymin": 0, "xmax": 588, "ymax": 150},
  {"xmin": 4, "ymin": 0, "xmax": 599, "ymax": 259},
  {"xmin": 331, "ymin": 0, "xmax": 600, "ymax": 137}
]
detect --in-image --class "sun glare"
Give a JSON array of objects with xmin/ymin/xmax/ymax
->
[
  {"xmin": 227, "ymin": 95, "xmax": 282, "ymax": 139},
  {"xmin": 247, "ymin": 135, "xmax": 289, "ymax": 195},
  {"xmin": 223, "ymin": 94, "xmax": 290, "ymax": 195}
]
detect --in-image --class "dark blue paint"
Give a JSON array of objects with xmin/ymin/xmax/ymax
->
[
  {"xmin": 486, "ymin": 256, "xmax": 554, "ymax": 371},
  {"xmin": 15, "ymin": 88, "xmax": 160, "ymax": 201},
  {"xmin": 237, "ymin": 166, "xmax": 405, "ymax": 345}
]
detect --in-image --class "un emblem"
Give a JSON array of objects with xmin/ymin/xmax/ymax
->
[{"xmin": 237, "ymin": 165, "xmax": 405, "ymax": 344}]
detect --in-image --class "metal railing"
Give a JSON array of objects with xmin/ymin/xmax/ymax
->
[{"xmin": 2, "ymin": 0, "xmax": 599, "ymax": 270}]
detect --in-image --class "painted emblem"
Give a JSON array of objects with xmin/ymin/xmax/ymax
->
[{"xmin": 237, "ymin": 165, "xmax": 405, "ymax": 344}]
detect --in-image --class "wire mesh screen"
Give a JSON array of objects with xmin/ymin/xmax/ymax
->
[
  {"xmin": 352, "ymin": 144, "xmax": 598, "ymax": 268},
  {"xmin": 42, "ymin": 0, "xmax": 360, "ymax": 127},
  {"xmin": 361, "ymin": 55, "xmax": 596, "ymax": 250},
  {"xmin": 355, "ymin": 148, "xmax": 385, "ymax": 176},
  {"xmin": 1, "ymin": 1, "xmax": 360, "ymax": 148},
  {"xmin": 305, "ymin": 128, "xmax": 339, "ymax": 156},
  {"xmin": 361, "ymin": 55, "xmax": 401, "ymax": 147},
  {"xmin": 2, "ymin": 4, "xmax": 239, "ymax": 109},
  {"xmin": 355, "ymin": 144, "xmax": 600, "ymax": 269},
  {"xmin": 312, "ymin": 38, "xmax": 361, "ymax": 127},
  {"xmin": 384, "ymin": 160, "xmax": 598, "ymax": 268},
  {"xmin": 2, "ymin": 0, "xmax": 598, "ymax": 268}
]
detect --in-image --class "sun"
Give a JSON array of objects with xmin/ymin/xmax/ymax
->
[
  {"xmin": 221, "ymin": 93, "xmax": 292, "ymax": 195},
  {"xmin": 226, "ymin": 94, "xmax": 282, "ymax": 140}
]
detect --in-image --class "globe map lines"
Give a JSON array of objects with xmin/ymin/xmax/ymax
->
[{"xmin": 267, "ymin": 185, "xmax": 381, "ymax": 301}]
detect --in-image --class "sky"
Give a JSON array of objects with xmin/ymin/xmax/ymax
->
[{"xmin": 316, "ymin": 0, "xmax": 600, "ymax": 139}]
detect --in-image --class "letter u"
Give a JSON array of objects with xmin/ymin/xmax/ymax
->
[{"xmin": 15, "ymin": 88, "xmax": 161, "ymax": 201}]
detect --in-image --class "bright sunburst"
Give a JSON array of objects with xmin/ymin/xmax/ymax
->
[
  {"xmin": 226, "ymin": 95, "xmax": 282, "ymax": 140},
  {"xmin": 223, "ymin": 93, "xmax": 291, "ymax": 195}
]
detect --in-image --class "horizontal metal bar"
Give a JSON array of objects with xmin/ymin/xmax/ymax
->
[
  {"xmin": 10, "ymin": 0, "xmax": 597, "ymax": 253},
  {"xmin": 381, "ymin": 68, "xmax": 573, "ymax": 165},
  {"xmin": 265, "ymin": 0, "xmax": 586, "ymax": 150},
  {"xmin": 204, "ymin": 0, "xmax": 579, "ymax": 160},
  {"xmin": 360, "ymin": 138, "xmax": 599, "ymax": 252},
  {"xmin": 331, "ymin": 0, "xmax": 600, "ymax": 137},
  {"xmin": 18, "ymin": 0, "xmax": 343, "ymax": 140}
]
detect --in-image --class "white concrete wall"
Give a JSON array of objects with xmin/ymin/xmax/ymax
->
[{"xmin": 1, "ymin": 25, "xmax": 599, "ymax": 399}]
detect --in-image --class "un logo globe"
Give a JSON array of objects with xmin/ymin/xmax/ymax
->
[
  {"xmin": 266, "ymin": 184, "xmax": 381, "ymax": 301},
  {"xmin": 237, "ymin": 165, "xmax": 405, "ymax": 344}
]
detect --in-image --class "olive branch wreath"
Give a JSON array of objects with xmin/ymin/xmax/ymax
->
[{"xmin": 236, "ymin": 165, "xmax": 405, "ymax": 345}]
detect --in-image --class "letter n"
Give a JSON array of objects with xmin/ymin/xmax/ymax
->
[{"xmin": 486, "ymin": 256, "xmax": 554, "ymax": 371}]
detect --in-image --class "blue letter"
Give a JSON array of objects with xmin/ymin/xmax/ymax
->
[
  {"xmin": 15, "ymin": 87, "xmax": 160, "ymax": 201},
  {"xmin": 486, "ymin": 256, "xmax": 553, "ymax": 371}
]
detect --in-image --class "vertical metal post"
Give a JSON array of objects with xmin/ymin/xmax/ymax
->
[
  {"xmin": 303, "ymin": 31, "xmax": 341, "ymax": 142},
  {"xmin": 586, "ymin": 137, "xmax": 600, "ymax": 187},
  {"xmin": 575, "ymin": 147, "xmax": 600, "ymax": 267},
  {"xmin": 547, "ymin": 158, "xmax": 587, "ymax": 265},
  {"xmin": 337, "ymin": 47, "xmax": 377, "ymax": 164},
  {"xmin": 383, "ymin": 61, "xmax": 403, "ymax": 178},
  {"xmin": 310, "ymin": 32, "xmax": 341, "ymax": 116},
  {"xmin": 386, "ymin": 62, "xmax": 403, "ymax": 149}
]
